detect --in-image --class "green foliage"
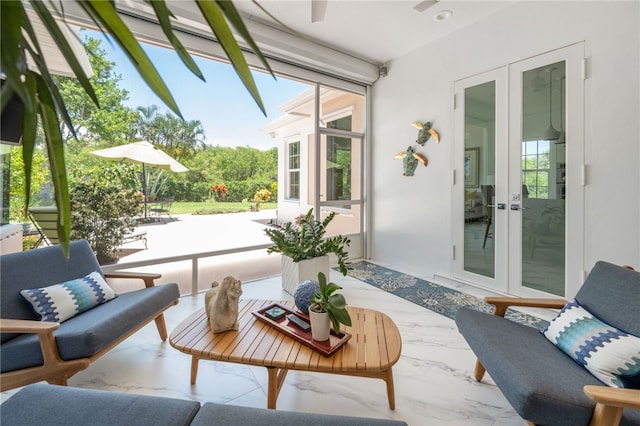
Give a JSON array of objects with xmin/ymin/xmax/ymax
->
[
  {"xmin": 2, "ymin": 0, "xmax": 270, "ymax": 255},
  {"xmin": 55, "ymin": 36, "xmax": 138, "ymax": 147},
  {"xmin": 171, "ymin": 201, "xmax": 276, "ymax": 215},
  {"xmin": 310, "ymin": 272, "xmax": 352, "ymax": 333},
  {"xmin": 70, "ymin": 181, "xmax": 143, "ymax": 264},
  {"xmin": 265, "ymin": 209, "xmax": 351, "ymax": 275},
  {"xmin": 9, "ymin": 146, "xmax": 47, "ymax": 221}
]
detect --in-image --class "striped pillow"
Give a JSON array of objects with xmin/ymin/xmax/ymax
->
[
  {"xmin": 20, "ymin": 271, "xmax": 117, "ymax": 323},
  {"xmin": 542, "ymin": 299, "xmax": 640, "ymax": 389}
]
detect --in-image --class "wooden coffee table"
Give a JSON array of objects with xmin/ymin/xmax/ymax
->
[{"xmin": 170, "ymin": 299, "xmax": 402, "ymax": 409}]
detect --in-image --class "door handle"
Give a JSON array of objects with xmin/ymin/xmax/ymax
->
[
  {"xmin": 510, "ymin": 204, "xmax": 530, "ymax": 211},
  {"xmin": 488, "ymin": 203, "xmax": 506, "ymax": 210}
]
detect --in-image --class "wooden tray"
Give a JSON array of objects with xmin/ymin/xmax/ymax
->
[{"xmin": 252, "ymin": 303, "xmax": 351, "ymax": 357}]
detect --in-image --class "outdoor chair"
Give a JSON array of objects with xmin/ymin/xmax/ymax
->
[
  {"xmin": 29, "ymin": 206, "xmax": 147, "ymax": 250},
  {"xmin": 149, "ymin": 197, "xmax": 174, "ymax": 223},
  {"xmin": 28, "ymin": 206, "xmax": 60, "ymax": 248},
  {"xmin": 456, "ymin": 261, "xmax": 640, "ymax": 426}
]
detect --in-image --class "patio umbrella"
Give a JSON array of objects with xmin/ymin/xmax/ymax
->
[{"xmin": 90, "ymin": 141, "xmax": 188, "ymax": 219}]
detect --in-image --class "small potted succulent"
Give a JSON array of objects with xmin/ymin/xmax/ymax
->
[{"xmin": 308, "ymin": 272, "xmax": 352, "ymax": 341}]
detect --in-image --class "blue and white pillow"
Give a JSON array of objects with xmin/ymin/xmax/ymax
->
[
  {"xmin": 542, "ymin": 299, "xmax": 640, "ymax": 389},
  {"xmin": 20, "ymin": 271, "xmax": 117, "ymax": 323}
]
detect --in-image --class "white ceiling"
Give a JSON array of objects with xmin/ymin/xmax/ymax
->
[{"xmin": 229, "ymin": 0, "xmax": 518, "ymax": 64}]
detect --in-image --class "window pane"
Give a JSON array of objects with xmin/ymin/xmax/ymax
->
[{"xmin": 289, "ymin": 171, "xmax": 300, "ymax": 199}]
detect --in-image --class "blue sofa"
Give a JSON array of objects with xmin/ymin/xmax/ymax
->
[
  {"xmin": 456, "ymin": 261, "xmax": 640, "ymax": 426},
  {"xmin": 0, "ymin": 240, "xmax": 180, "ymax": 391},
  {"xmin": 0, "ymin": 384, "xmax": 408, "ymax": 426}
]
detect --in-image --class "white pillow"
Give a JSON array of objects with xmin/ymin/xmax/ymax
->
[
  {"xmin": 542, "ymin": 299, "xmax": 640, "ymax": 389},
  {"xmin": 20, "ymin": 271, "xmax": 117, "ymax": 323}
]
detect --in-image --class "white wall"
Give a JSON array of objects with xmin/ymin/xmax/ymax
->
[{"xmin": 370, "ymin": 1, "xmax": 640, "ymax": 279}]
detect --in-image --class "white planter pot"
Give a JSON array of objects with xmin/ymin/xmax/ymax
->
[
  {"xmin": 309, "ymin": 309, "xmax": 331, "ymax": 341},
  {"xmin": 281, "ymin": 255, "xmax": 329, "ymax": 296}
]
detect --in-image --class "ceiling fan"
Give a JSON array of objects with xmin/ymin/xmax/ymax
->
[
  {"xmin": 311, "ymin": 0, "xmax": 327, "ymax": 23},
  {"xmin": 413, "ymin": 0, "xmax": 439, "ymax": 13}
]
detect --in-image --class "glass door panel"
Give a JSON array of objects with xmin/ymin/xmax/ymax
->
[
  {"xmin": 313, "ymin": 84, "xmax": 364, "ymax": 258},
  {"xmin": 463, "ymin": 81, "xmax": 496, "ymax": 279},
  {"xmin": 520, "ymin": 62, "xmax": 566, "ymax": 296},
  {"xmin": 319, "ymin": 134, "xmax": 361, "ymax": 237}
]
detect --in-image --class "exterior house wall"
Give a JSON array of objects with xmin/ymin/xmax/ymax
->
[
  {"xmin": 269, "ymin": 91, "xmax": 364, "ymax": 231},
  {"xmin": 369, "ymin": 1, "xmax": 640, "ymax": 287}
]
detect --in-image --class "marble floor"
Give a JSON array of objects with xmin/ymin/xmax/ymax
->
[{"xmin": 1, "ymin": 270, "xmax": 526, "ymax": 426}]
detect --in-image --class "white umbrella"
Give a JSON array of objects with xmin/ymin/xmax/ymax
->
[{"xmin": 91, "ymin": 141, "xmax": 188, "ymax": 219}]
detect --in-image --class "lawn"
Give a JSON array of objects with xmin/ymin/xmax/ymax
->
[{"xmin": 170, "ymin": 201, "xmax": 277, "ymax": 215}]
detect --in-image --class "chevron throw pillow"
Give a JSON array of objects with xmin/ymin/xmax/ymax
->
[
  {"xmin": 20, "ymin": 271, "xmax": 117, "ymax": 323},
  {"xmin": 542, "ymin": 299, "xmax": 640, "ymax": 389}
]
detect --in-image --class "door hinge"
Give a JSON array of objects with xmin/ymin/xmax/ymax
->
[
  {"xmin": 452, "ymin": 169, "xmax": 456, "ymax": 185},
  {"xmin": 582, "ymin": 58, "xmax": 588, "ymax": 80},
  {"xmin": 453, "ymin": 93, "xmax": 457, "ymax": 109},
  {"xmin": 452, "ymin": 244, "xmax": 456, "ymax": 260},
  {"xmin": 582, "ymin": 164, "xmax": 587, "ymax": 186}
]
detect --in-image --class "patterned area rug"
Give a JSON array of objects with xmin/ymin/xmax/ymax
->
[{"xmin": 344, "ymin": 261, "xmax": 549, "ymax": 330}]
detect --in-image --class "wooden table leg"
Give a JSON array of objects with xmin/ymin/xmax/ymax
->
[
  {"xmin": 384, "ymin": 368, "xmax": 396, "ymax": 410},
  {"xmin": 266, "ymin": 367, "xmax": 289, "ymax": 409},
  {"xmin": 190, "ymin": 356, "xmax": 199, "ymax": 385}
]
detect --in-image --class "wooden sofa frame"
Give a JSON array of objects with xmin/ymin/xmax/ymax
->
[
  {"xmin": 0, "ymin": 241, "xmax": 180, "ymax": 392},
  {"xmin": 0, "ymin": 270, "xmax": 177, "ymax": 392}
]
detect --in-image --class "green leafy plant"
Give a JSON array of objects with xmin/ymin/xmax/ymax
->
[
  {"xmin": 265, "ymin": 208, "xmax": 350, "ymax": 275},
  {"xmin": 1, "ymin": 0, "xmax": 271, "ymax": 255},
  {"xmin": 309, "ymin": 272, "xmax": 352, "ymax": 333},
  {"xmin": 70, "ymin": 181, "xmax": 143, "ymax": 264}
]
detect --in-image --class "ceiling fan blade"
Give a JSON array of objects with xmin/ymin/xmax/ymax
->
[
  {"xmin": 413, "ymin": 0, "xmax": 438, "ymax": 13},
  {"xmin": 311, "ymin": 0, "xmax": 328, "ymax": 23}
]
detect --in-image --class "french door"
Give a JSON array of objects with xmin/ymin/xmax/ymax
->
[{"xmin": 453, "ymin": 44, "xmax": 584, "ymax": 297}]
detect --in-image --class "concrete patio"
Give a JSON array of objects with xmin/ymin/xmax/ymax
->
[{"xmin": 108, "ymin": 210, "xmax": 282, "ymax": 296}]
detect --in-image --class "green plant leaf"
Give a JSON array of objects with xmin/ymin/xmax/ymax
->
[
  {"xmin": 20, "ymin": 74, "xmax": 38, "ymax": 213},
  {"xmin": 79, "ymin": 0, "xmax": 183, "ymax": 118},
  {"xmin": 30, "ymin": 0, "xmax": 99, "ymax": 107},
  {"xmin": 1, "ymin": 1, "xmax": 30, "ymax": 107},
  {"xmin": 144, "ymin": 0, "xmax": 205, "ymax": 81},
  {"xmin": 328, "ymin": 293, "xmax": 347, "ymax": 309},
  {"xmin": 196, "ymin": 0, "xmax": 266, "ymax": 115},
  {"xmin": 35, "ymin": 73, "xmax": 71, "ymax": 256},
  {"xmin": 215, "ymin": 0, "xmax": 274, "ymax": 78}
]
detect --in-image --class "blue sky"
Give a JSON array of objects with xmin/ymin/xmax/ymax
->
[{"xmin": 87, "ymin": 29, "xmax": 309, "ymax": 150}]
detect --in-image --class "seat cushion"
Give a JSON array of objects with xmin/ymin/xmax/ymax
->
[
  {"xmin": 192, "ymin": 401, "xmax": 408, "ymax": 426},
  {"xmin": 1, "ymin": 240, "xmax": 102, "ymax": 343},
  {"xmin": 20, "ymin": 271, "xmax": 117, "ymax": 322},
  {"xmin": 1, "ymin": 283, "xmax": 179, "ymax": 373},
  {"xmin": 0, "ymin": 384, "xmax": 200, "ymax": 426},
  {"xmin": 456, "ymin": 307, "xmax": 603, "ymax": 426}
]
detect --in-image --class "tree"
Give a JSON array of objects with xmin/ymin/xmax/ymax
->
[
  {"xmin": 2, "ymin": 0, "xmax": 272, "ymax": 255},
  {"xmin": 128, "ymin": 106, "xmax": 207, "ymax": 197},
  {"xmin": 55, "ymin": 35, "xmax": 138, "ymax": 148}
]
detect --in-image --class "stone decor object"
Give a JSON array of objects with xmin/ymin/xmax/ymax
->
[{"xmin": 205, "ymin": 276, "xmax": 243, "ymax": 333}]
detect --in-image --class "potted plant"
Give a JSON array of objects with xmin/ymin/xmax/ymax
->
[
  {"xmin": 308, "ymin": 272, "xmax": 352, "ymax": 341},
  {"xmin": 265, "ymin": 208, "xmax": 350, "ymax": 295}
]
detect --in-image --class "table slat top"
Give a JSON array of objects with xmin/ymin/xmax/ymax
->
[{"xmin": 170, "ymin": 299, "xmax": 402, "ymax": 374}]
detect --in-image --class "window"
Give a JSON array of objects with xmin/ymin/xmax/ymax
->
[
  {"xmin": 325, "ymin": 116, "xmax": 352, "ymax": 203},
  {"xmin": 522, "ymin": 140, "xmax": 550, "ymax": 199},
  {"xmin": 287, "ymin": 141, "xmax": 300, "ymax": 200}
]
